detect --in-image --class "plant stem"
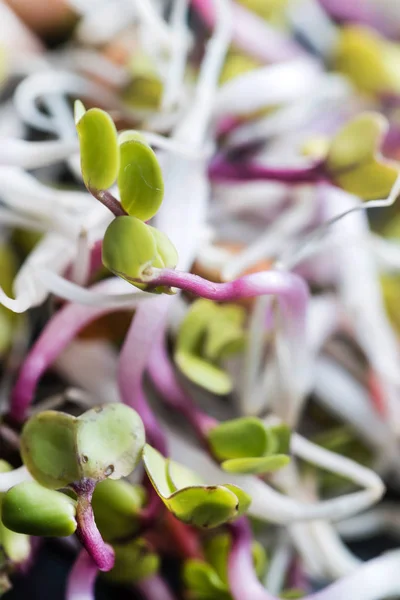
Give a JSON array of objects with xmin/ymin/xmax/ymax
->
[
  {"xmin": 90, "ymin": 189, "xmax": 127, "ymax": 217},
  {"xmin": 71, "ymin": 479, "xmax": 115, "ymax": 572},
  {"xmin": 66, "ymin": 549, "xmax": 98, "ymax": 600}
]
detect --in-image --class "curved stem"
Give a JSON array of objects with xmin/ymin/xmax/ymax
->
[
  {"xmin": 208, "ymin": 154, "xmax": 326, "ymax": 184},
  {"xmin": 66, "ymin": 549, "xmax": 98, "ymax": 600},
  {"xmin": 89, "ymin": 189, "xmax": 127, "ymax": 217},
  {"xmin": 72, "ymin": 479, "xmax": 115, "ymax": 572},
  {"xmin": 137, "ymin": 574, "xmax": 176, "ymax": 600}
]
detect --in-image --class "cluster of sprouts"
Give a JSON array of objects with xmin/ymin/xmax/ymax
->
[{"xmin": 2, "ymin": 0, "xmax": 400, "ymax": 599}]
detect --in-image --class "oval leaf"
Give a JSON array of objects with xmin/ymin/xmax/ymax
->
[
  {"xmin": 102, "ymin": 215, "xmax": 158, "ymax": 283},
  {"xmin": 76, "ymin": 103, "xmax": 119, "ymax": 191},
  {"xmin": 76, "ymin": 404, "xmax": 145, "ymax": 481},
  {"xmin": 175, "ymin": 352, "xmax": 233, "ymax": 395},
  {"xmin": 208, "ymin": 417, "xmax": 270, "ymax": 461},
  {"xmin": 118, "ymin": 131, "xmax": 164, "ymax": 221},
  {"xmin": 221, "ymin": 455, "xmax": 290, "ymax": 475},
  {"xmin": 167, "ymin": 486, "xmax": 239, "ymax": 529},
  {"xmin": 2, "ymin": 482, "xmax": 77, "ymax": 537},
  {"xmin": 21, "ymin": 411, "xmax": 80, "ymax": 489},
  {"xmin": 106, "ymin": 539, "xmax": 159, "ymax": 584}
]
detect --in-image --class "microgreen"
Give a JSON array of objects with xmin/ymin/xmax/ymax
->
[
  {"xmin": 174, "ymin": 299, "xmax": 246, "ymax": 395},
  {"xmin": 208, "ymin": 417, "xmax": 291, "ymax": 475},
  {"xmin": 105, "ymin": 539, "xmax": 160, "ymax": 584},
  {"xmin": 0, "ymin": 462, "xmax": 30, "ymax": 565},
  {"xmin": 143, "ymin": 444, "xmax": 251, "ymax": 528}
]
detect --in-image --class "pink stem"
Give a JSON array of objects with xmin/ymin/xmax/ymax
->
[
  {"xmin": 10, "ymin": 283, "xmax": 128, "ymax": 423},
  {"xmin": 147, "ymin": 336, "xmax": 217, "ymax": 440},
  {"xmin": 66, "ymin": 549, "xmax": 98, "ymax": 600},
  {"xmin": 229, "ymin": 519, "xmax": 400, "ymax": 600},
  {"xmin": 191, "ymin": 0, "xmax": 304, "ymax": 63},
  {"xmin": 71, "ymin": 479, "xmax": 115, "ymax": 572},
  {"xmin": 137, "ymin": 574, "xmax": 176, "ymax": 600},
  {"xmin": 208, "ymin": 154, "xmax": 326, "ymax": 184},
  {"xmin": 118, "ymin": 296, "xmax": 172, "ymax": 454}
]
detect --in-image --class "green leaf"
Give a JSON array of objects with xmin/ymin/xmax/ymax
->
[
  {"xmin": 75, "ymin": 102, "xmax": 119, "ymax": 191},
  {"xmin": 252, "ymin": 540, "xmax": 268, "ymax": 580},
  {"xmin": 21, "ymin": 405, "xmax": 145, "ymax": 490},
  {"xmin": 175, "ymin": 352, "xmax": 233, "ymax": 395},
  {"xmin": 143, "ymin": 445, "xmax": 249, "ymax": 528},
  {"xmin": 326, "ymin": 112, "xmax": 399, "ymax": 200},
  {"xmin": 208, "ymin": 417, "xmax": 270, "ymax": 461},
  {"xmin": 204, "ymin": 534, "xmax": 230, "ymax": 585},
  {"xmin": 105, "ymin": 539, "xmax": 159, "ymax": 584},
  {"xmin": 92, "ymin": 479, "xmax": 145, "ymax": 542},
  {"xmin": 221, "ymin": 455, "xmax": 290, "ymax": 475},
  {"xmin": 21, "ymin": 411, "xmax": 80, "ymax": 489},
  {"xmin": 334, "ymin": 26, "xmax": 400, "ymax": 96},
  {"xmin": 280, "ymin": 589, "xmax": 305, "ymax": 599},
  {"xmin": 102, "ymin": 215, "xmax": 158, "ymax": 283},
  {"xmin": 118, "ymin": 131, "xmax": 164, "ymax": 221},
  {"xmin": 268, "ymin": 424, "xmax": 292, "ymax": 455},
  {"xmin": 2, "ymin": 482, "xmax": 76, "ymax": 537},
  {"xmin": 183, "ymin": 560, "xmax": 230, "ymax": 600},
  {"xmin": 204, "ymin": 305, "xmax": 246, "ymax": 361},
  {"xmin": 148, "ymin": 226, "xmax": 178, "ymax": 269}
]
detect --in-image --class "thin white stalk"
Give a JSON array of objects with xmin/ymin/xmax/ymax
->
[
  {"xmin": 0, "ymin": 138, "xmax": 78, "ymax": 168},
  {"xmin": 336, "ymin": 504, "xmax": 400, "ymax": 540},
  {"xmin": 162, "ymin": 0, "xmax": 190, "ymax": 110},
  {"xmin": 0, "ymin": 466, "xmax": 31, "ymax": 492},
  {"xmin": 264, "ymin": 534, "xmax": 292, "ymax": 593},
  {"xmin": 132, "ymin": 0, "xmax": 175, "ymax": 49},
  {"xmin": 214, "ymin": 59, "xmax": 321, "ymax": 118}
]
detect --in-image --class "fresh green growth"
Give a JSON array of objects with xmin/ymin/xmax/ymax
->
[
  {"xmin": 20, "ymin": 404, "xmax": 145, "ymax": 490},
  {"xmin": 92, "ymin": 479, "xmax": 146, "ymax": 542},
  {"xmin": 0, "ymin": 243, "xmax": 20, "ymax": 356},
  {"xmin": 175, "ymin": 300, "xmax": 247, "ymax": 395},
  {"xmin": 208, "ymin": 417, "xmax": 291, "ymax": 475},
  {"xmin": 75, "ymin": 101, "xmax": 119, "ymax": 191},
  {"xmin": 325, "ymin": 112, "xmax": 398, "ymax": 200},
  {"xmin": 334, "ymin": 26, "xmax": 400, "ymax": 96},
  {"xmin": 184, "ymin": 533, "xmax": 267, "ymax": 599},
  {"xmin": 118, "ymin": 131, "xmax": 164, "ymax": 220},
  {"xmin": 0, "ymin": 462, "xmax": 30, "ymax": 564},
  {"xmin": 123, "ymin": 52, "xmax": 163, "ymax": 110},
  {"xmin": 105, "ymin": 538, "xmax": 159, "ymax": 584},
  {"xmin": 143, "ymin": 444, "xmax": 251, "ymax": 528},
  {"xmin": 2, "ymin": 482, "xmax": 77, "ymax": 537},
  {"xmin": 102, "ymin": 216, "xmax": 178, "ymax": 289}
]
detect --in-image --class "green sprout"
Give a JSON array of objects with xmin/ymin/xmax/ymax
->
[
  {"xmin": 0, "ymin": 461, "xmax": 30, "ymax": 565},
  {"xmin": 105, "ymin": 538, "xmax": 160, "ymax": 585},
  {"xmin": 143, "ymin": 444, "xmax": 251, "ymax": 528},
  {"xmin": 208, "ymin": 417, "xmax": 291, "ymax": 475},
  {"xmin": 174, "ymin": 300, "xmax": 247, "ymax": 395}
]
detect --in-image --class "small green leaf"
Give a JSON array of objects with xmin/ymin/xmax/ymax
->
[
  {"xmin": 204, "ymin": 305, "xmax": 246, "ymax": 361},
  {"xmin": 175, "ymin": 352, "xmax": 233, "ymax": 395},
  {"xmin": 21, "ymin": 411, "xmax": 80, "ymax": 489},
  {"xmin": 334, "ymin": 26, "xmax": 400, "ymax": 96},
  {"xmin": 223, "ymin": 484, "xmax": 251, "ymax": 515},
  {"xmin": 2, "ymin": 482, "xmax": 77, "ymax": 537},
  {"xmin": 221, "ymin": 455, "xmax": 290, "ymax": 475},
  {"xmin": 75, "ymin": 102, "xmax": 119, "ymax": 191},
  {"xmin": 252, "ymin": 540, "xmax": 268, "ymax": 580},
  {"xmin": 76, "ymin": 404, "xmax": 145, "ymax": 481},
  {"xmin": 183, "ymin": 560, "xmax": 230, "ymax": 599},
  {"xmin": 325, "ymin": 112, "xmax": 399, "ymax": 200},
  {"xmin": 102, "ymin": 215, "xmax": 158, "ymax": 283},
  {"xmin": 168, "ymin": 486, "xmax": 239, "ymax": 528},
  {"xmin": 143, "ymin": 445, "xmax": 249, "ymax": 528},
  {"xmin": 118, "ymin": 131, "xmax": 164, "ymax": 221},
  {"xmin": 280, "ymin": 589, "xmax": 305, "ymax": 599},
  {"xmin": 208, "ymin": 417, "xmax": 270, "ymax": 461},
  {"xmin": 148, "ymin": 226, "xmax": 178, "ymax": 269},
  {"xmin": 105, "ymin": 539, "xmax": 159, "ymax": 584},
  {"xmin": 92, "ymin": 479, "xmax": 145, "ymax": 542},
  {"xmin": 204, "ymin": 534, "xmax": 231, "ymax": 585},
  {"xmin": 268, "ymin": 424, "xmax": 291, "ymax": 455}
]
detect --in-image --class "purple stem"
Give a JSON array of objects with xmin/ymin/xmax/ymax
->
[
  {"xmin": 71, "ymin": 479, "xmax": 115, "ymax": 572},
  {"xmin": 147, "ymin": 336, "xmax": 217, "ymax": 441},
  {"xmin": 66, "ymin": 549, "xmax": 98, "ymax": 600},
  {"xmin": 10, "ymin": 291, "xmax": 127, "ymax": 423},
  {"xmin": 118, "ymin": 296, "xmax": 172, "ymax": 455},
  {"xmin": 317, "ymin": 0, "xmax": 392, "ymax": 36},
  {"xmin": 89, "ymin": 189, "xmax": 127, "ymax": 217},
  {"xmin": 208, "ymin": 154, "xmax": 326, "ymax": 184},
  {"xmin": 137, "ymin": 574, "xmax": 176, "ymax": 600}
]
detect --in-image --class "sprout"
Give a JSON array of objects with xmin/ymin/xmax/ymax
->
[
  {"xmin": 174, "ymin": 299, "xmax": 246, "ymax": 395},
  {"xmin": 118, "ymin": 131, "xmax": 164, "ymax": 220},
  {"xmin": 75, "ymin": 101, "xmax": 119, "ymax": 192},
  {"xmin": 2, "ymin": 481, "xmax": 77, "ymax": 537},
  {"xmin": 143, "ymin": 444, "xmax": 251, "ymax": 528},
  {"xmin": 208, "ymin": 417, "xmax": 291, "ymax": 475},
  {"xmin": 105, "ymin": 539, "xmax": 159, "ymax": 584}
]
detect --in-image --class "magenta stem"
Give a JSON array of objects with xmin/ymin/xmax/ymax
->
[
  {"xmin": 208, "ymin": 154, "xmax": 326, "ymax": 184},
  {"xmin": 10, "ymin": 290, "xmax": 127, "ymax": 423},
  {"xmin": 71, "ymin": 479, "xmax": 115, "ymax": 572},
  {"xmin": 66, "ymin": 549, "xmax": 98, "ymax": 600},
  {"xmin": 90, "ymin": 189, "xmax": 127, "ymax": 217},
  {"xmin": 147, "ymin": 336, "xmax": 217, "ymax": 440},
  {"xmin": 137, "ymin": 574, "xmax": 176, "ymax": 600},
  {"xmin": 118, "ymin": 297, "xmax": 172, "ymax": 455}
]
